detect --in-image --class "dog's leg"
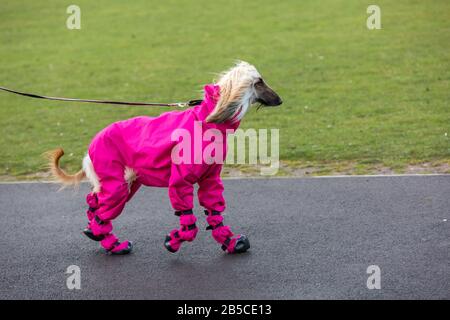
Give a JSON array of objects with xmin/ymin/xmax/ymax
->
[
  {"xmin": 82, "ymin": 164, "xmax": 139, "ymax": 255},
  {"xmin": 83, "ymin": 191, "xmax": 134, "ymax": 255},
  {"xmin": 164, "ymin": 210, "xmax": 198, "ymax": 253},
  {"xmin": 204, "ymin": 210, "xmax": 250, "ymax": 254}
]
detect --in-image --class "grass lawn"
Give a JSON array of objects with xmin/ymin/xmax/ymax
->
[{"xmin": 0, "ymin": 0, "xmax": 449, "ymax": 178}]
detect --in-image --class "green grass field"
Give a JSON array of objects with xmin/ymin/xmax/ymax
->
[{"xmin": 0, "ymin": 0, "xmax": 449, "ymax": 178}]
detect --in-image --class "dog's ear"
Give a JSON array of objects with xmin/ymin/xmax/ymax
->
[
  {"xmin": 206, "ymin": 79, "xmax": 247, "ymax": 123},
  {"xmin": 206, "ymin": 100, "xmax": 239, "ymax": 123}
]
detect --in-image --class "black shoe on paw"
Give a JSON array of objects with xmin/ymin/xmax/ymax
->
[
  {"xmin": 233, "ymin": 235, "xmax": 250, "ymax": 253},
  {"xmin": 164, "ymin": 235, "xmax": 177, "ymax": 253},
  {"xmin": 110, "ymin": 241, "xmax": 133, "ymax": 255},
  {"xmin": 83, "ymin": 228, "xmax": 105, "ymax": 241}
]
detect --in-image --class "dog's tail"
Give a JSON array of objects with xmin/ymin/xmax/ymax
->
[{"xmin": 44, "ymin": 148, "xmax": 85, "ymax": 186}]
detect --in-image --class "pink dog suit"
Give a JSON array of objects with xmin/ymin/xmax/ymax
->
[{"xmin": 85, "ymin": 84, "xmax": 249, "ymax": 254}]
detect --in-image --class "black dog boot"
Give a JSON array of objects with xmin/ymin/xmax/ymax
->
[
  {"xmin": 83, "ymin": 228, "xmax": 105, "ymax": 241},
  {"xmin": 107, "ymin": 240, "xmax": 133, "ymax": 255},
  {"xmin": 223, "ymin": 235, "xmax": 250, "ymax": 254},
  {"xmin": 164, "ymin": 210, "xmax": 198, "ymax": 253},
  {"xmin": 232, "ymin": 235, "xmax": 251, "ymax": 254}
]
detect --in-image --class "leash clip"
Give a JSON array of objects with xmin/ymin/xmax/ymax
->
[{"xmin": 175, "ymin": 102, "xmax": 188, "ymax": 108}]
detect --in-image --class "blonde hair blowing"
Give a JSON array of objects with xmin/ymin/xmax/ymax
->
[{"xmin": 206, "ymin": 61, "xmax": 260, "ymax": 123}]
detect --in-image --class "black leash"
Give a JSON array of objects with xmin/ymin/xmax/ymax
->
[{"xmin": 0, "ymin": 85, "xmax": 203, "ymax": 108}]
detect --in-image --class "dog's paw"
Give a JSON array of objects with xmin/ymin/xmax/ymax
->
[
  {"xmin": 231, "ymin": 235, "xmax": 250, "ymax": 254},
  {"xmin": 108, "ymin": 240, "xmax": 133, "ymax": 255},
  {"xmin": 164, "ymin": 234, "xmax": 178, "ymax": 253},
  {"xmin": 82, "ymin": 228, "xmax": 105, "ymax": 241}
]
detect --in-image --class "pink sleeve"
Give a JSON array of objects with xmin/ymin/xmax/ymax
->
[
  {"xmin": 198, "ymin": 164, "xmax": 226, "ymax": 212},
  {"xmin": 168, "ymin": 163, "xmax": 196, "ymax": 211}
]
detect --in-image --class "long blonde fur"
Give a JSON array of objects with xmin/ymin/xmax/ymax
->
[{"xmin": 206, "ymin": 61, "xmax": 260, "ymax": 123}]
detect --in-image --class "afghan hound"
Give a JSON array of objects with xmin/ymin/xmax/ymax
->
[{"xmin": 46, "ymin": 61, "xmax": 282, "ymax": 255}]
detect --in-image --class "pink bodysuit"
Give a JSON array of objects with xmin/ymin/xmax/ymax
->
[{"xmin": 85, "ymin": 84, "xmax": 243, "ymax": 253}]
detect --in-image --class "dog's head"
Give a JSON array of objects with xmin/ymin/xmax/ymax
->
[{"xmin": 206, "ymin": 61, "xmax": 282, "ymax": 123}]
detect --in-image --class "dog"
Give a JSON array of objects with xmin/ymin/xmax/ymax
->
[{"xmin": 46, "ymin": 61, "xmax": 282, "ymax": 255}]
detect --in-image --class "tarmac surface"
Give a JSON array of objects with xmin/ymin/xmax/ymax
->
[{"xmin": 0, "ymin": 176, "xmax": 449, "ymax": 299}]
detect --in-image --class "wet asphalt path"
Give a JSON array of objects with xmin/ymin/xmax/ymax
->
[{"xmin": 0, "ymin": 176, "xmax": 449, "ymax": 299}]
